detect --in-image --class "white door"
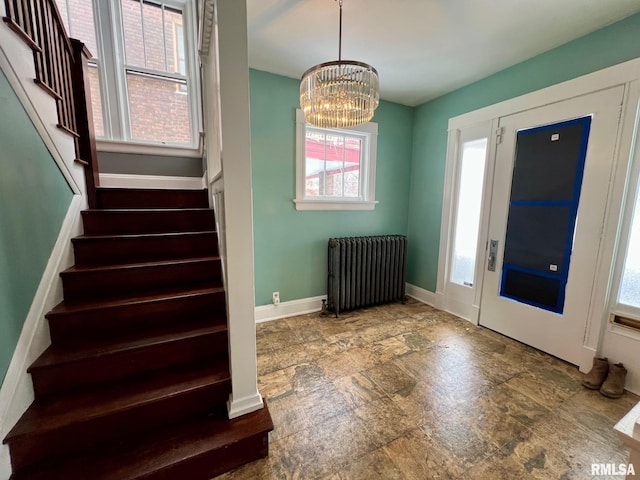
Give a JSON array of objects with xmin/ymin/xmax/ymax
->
[
  {"xmin": 443, "ymin": 122, "xmax": 492, "ymax": 323},
  {"xmin": 479, "ymin": 86, "xmax": 624, "ymax": 365}
]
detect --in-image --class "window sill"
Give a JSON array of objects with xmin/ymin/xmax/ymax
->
[
  {"xmin": 96, "ymin": 139, "xmax": 202, "ymax": 158},
  {"xmin": 608, "ymin": 309, "xmax": 640, "ymax": 341},
  {"xmin": 293, "ymin": 199, "xmax": 378, "ymax": 211},
  {"xmin": 608, "ymin": 322, "xmax": 640, "ymax": 342}
]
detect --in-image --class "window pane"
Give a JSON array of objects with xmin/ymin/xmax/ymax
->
[
  {"xmin": 121, "ymin": 0, "xmax": 145, "ymax": 68},
  {"xmin": 619, "ymin": 187, "xmax": 640, "ymax": 308},
  {"xmin": 450, "ymin": 138, "xmax": 488, "ymax": 287},
  {"xmin": 88, "ymin": 64, "xmax": 104, "ymax": 137},
  {"xmin": 121, "ymin": 0, "xmax": 185, "ymax": 75},
  {"xmin": 166, "ymin": 9, "xmax": 185, "ymax": 75},
  {"xmin": 54, "ymin": 0, "xmax": 98, "ymax": 57},
  {"xmin": 344, "ymin": 137, "xmax": 361, "ymax": 197},
  {"xmin": 56, "ymin": 0, "xmax": 70, "ymax": 35},
  {"xmin": 54, "ymin": 0, "xmax": 103, "ymax": 135},
  {"xmin": 325, "ymin": 134, "xmax": 344, "ymax": 197},
  {"xmin": 305, "ymin": 131, "xmax": 325, "ymax": 196},
  {"xmin": 126, "ymin": 73, "xmax": 190, "ymax": 144},
  {"xmin": 304, "ymin": 130, "xmax": 362, "ymax": 198},
  {"xmin": 142, "ymin": 1, "xmax": 166, "ymax": 71}
]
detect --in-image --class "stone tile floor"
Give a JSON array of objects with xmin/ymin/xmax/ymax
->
[{"xmin": 215, "ymin": 299, "xmax": 639, "ymax": 479}]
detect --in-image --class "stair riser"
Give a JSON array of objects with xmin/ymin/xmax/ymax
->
[
  {"xmin": 72, "ymin": 233, "xmax": 218, "ymax": 266},
  {"xmin": 147, "ymin": 433, "xmax": 269, "ymax": 480},
  {"xmin": 7, "ymin": 380, "xmax": 231, "ymax": 473},
  {"xmin": 61, "ymin": 260, "xmax": 222, "ymax": 303},
  {"xmin": 47, "ymin": 291, "xmax": 226, "ymax": 345},
  {"xmin": 97, "ymin": 189, "xmax": 209, "ymax": 209},
  {"xmin": 82, "ymin": 210, "xmax": 216, "ymax": 236},
  {"xmin": 30, "ymin": 333, "xmax": 228, "ymax": 396}
]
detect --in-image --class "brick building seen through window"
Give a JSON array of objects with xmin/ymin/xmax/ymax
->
[{"xmin": 55, "ymin": 0, "xmax": 193, "ymax": 146}]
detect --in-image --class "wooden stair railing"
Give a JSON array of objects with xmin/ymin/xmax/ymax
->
[{"xmin": 3, "ymin": 0, "xmax": 99, "ymax": 208}]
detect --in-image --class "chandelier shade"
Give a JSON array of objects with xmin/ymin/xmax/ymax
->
[
  {"xmin": 300, "ymin": 0, "xmax": 380, "ymax": 129},
  {"xmin": 300, "ymin": 60, "xmax": 379, "ymax": 129}
]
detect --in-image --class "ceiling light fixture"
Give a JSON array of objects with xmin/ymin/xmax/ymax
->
[{"xmin": 300, "ymin": 0, "xmax": 380, "ymax": 129}]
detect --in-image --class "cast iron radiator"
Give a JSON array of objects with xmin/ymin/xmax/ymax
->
[{"xmin": 327, "ymin": 235, "xmax": 407, "ymax": 317}]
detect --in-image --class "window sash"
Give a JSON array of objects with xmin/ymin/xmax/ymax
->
[
  {"xmin": 59, "ymin": 0, "xmax": 199, "ymax": 149},
  {"xmin": 610, "ymin": 121, "xmax": 640, "ymax": 323},
  {"xmin": 613, "ymin": 178, "xmax": 640, "ymax": 318},
  {"xmin": 294, "ymin": 109, "xmax": 378, "ymax": 211},
  {"xmin": 304, "ymin": 127, "xmax": 365, "ymax": 200}
]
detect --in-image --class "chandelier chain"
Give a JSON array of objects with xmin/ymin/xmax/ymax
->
[
  {"xmin": 337, "ymin": 0, "xmax": 343, "ymax": 61},
  {"xmin": 300, "ymin": 0, "xmax": 379, "ymax": 129}
]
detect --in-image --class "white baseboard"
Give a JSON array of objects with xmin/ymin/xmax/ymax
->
[
  {"xmin": 255, "ymin": 295, "xmax": 325, "ymax": 323},
  {"xmin": 255, "ymin": 286, "xmax": 443, "ymax": 324},
  {"xmin": 0, "ymin": 194, "xmax": 85, "ymax": 475},
  {"xmin": 0, "ymin": 445, "xmax": 9, "ymax": 480},
  {"xmin": 406, "ymin": 283, "xmax": 442, "ymax": 309},
  {"xmin": 98, "ymin": 173, "xmax": 206, "ymax": 190}
]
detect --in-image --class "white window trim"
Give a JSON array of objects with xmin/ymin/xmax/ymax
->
[
  {"xmin": 607, "ymin": 110, "xmax": 640, "ymax": 339},
  {"xmin": 294, "ymin": 109, "xmax": 378, "ymax": 211},
  {"xmin": 89, "ymin": 0, "xmax": 202, "ymax": 154},
  {"xmin": 437, "ymin": 121, "xmax": 493, "ymax": 323}
]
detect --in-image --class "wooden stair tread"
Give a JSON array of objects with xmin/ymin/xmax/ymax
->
[
  {"xmin": 4, "ymin": 360, "xmax": 230, "ymax": 442},
  {"xmin": 61, "ymin": 256, "xmax": 220, "ymax": 274},
  {"xmin": 11, "ymin": 405, "xmax": 273, "ymax": 480},
  {"xmin": 47, "ymin": 285, "xmax": 225, "ymax": 316},
  {"xmin": 29, "ymin": 322, "xmax": 227, "ymax": 369}
]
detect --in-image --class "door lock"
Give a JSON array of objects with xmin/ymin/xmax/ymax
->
[{"xmin": 488, "ymin": 239, "xmax": 499, "ymax": 272}]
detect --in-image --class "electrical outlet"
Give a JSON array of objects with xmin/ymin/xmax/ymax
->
[{"xmin": 272, "ymin": 291, "xmax": 280, "ymax": 305}]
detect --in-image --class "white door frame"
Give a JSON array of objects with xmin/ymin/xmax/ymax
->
[
  {"xmin": 437, "ymin": 119, "xmax": 496, "ymax": 323},
  {"xmin": 436, "ymin": 56, "xmax": 640, "ymax": 373}
]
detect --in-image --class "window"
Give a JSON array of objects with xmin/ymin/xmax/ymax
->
[
  {"xmin": 610, "ymin": 123, "xmax": 640, "ymax": 331},
  {"xmin": 294, "ymin": 109, "xmax": 378, "ymax": 211},
  {"xmin": 450, "ymin": 137, "xmax": 488, "ymax": 287},
  {"xmin": 618, "ymin": 189, "xmax": 640, "ymax": 309},
  {"xmin": 55, "ymin": 0, "xmax": 199, "ymax": 150}
]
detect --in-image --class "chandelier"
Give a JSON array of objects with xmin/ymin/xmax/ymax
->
[{"xmin": 300, "ymin": 0, "xmax": 380, "ymax": 129}]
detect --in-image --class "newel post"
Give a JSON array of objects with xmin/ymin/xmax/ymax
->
[{"xmin": 70, "ymin": 38, "xmax": 100, "ymax": 209}]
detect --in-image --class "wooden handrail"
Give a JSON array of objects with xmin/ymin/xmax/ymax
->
[
  {"xmin": 4, "ymin": 0, "xmax": 77, "ymax": 135},
  {"xmin": 3, "ymin": 0, "xmax": 100, "ymax": 207}
]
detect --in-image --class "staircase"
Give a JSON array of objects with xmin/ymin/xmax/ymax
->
[{"xmin": 3, "ymin": 187, "xmax": 273, "ymax": 479}]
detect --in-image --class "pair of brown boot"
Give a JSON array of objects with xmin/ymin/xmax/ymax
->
[{"xmin": 582, "ymin": 357, "xmax": 627, "ymax": 398}]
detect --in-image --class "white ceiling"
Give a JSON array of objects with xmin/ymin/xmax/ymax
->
[{"xmin": 247, "ymin": 0, "xmax": 640, "ymax": 106}]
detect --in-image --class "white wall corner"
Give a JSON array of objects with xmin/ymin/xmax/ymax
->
[
  {"xmin": 0, "ymin": 194, "xmax": 85, "ymax": 476},
  {"xmin": 255, "ymin": 296, "xmax": 325, "ymax": 323},
  {"xmin": 227, "ymin": 392, "xmax": 264, "ymax": 419}
]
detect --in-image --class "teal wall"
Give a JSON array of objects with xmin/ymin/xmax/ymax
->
[
  {"xmin": 250, "ymin": 69, "xmax": 414, "ymax": 306},
  {"xmin": 407, "ymin": 12, "xmax": 640, "ymax": 292},
  {"xmin": 0, "ymin": 69, "xmax": 73, "ymax": 382}
]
